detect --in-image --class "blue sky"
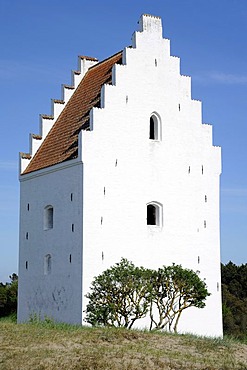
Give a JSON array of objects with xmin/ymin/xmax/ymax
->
[{"xmin": 0, "ymin": 0, "xmax": 246, "ymax": 282}]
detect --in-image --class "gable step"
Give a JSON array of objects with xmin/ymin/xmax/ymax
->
[
  {"xmin": 72, "ymin": 70, "xmax": 82, "ymax": 88},
  {"xmin": 30, "ymin": 133, "xmax": 43, "ymax": 157},
  {"xmin": 40, "ymin": 114, "xmax": 55, "ymax": 139},
  {"xmin": 51, "ymin": 99, "xmax": 65, "ymax": 120},
  {"xmin": 19, "ymin": 152, "xmax": 32, "ymax": 173},
  {"xmin": 62, "ymin": 84, "xmax": 75, "ymax": 104}
]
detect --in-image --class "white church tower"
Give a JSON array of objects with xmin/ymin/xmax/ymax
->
[{"xmin": 18, "ymin": 14, "xmax": 223, "ymax": 337}]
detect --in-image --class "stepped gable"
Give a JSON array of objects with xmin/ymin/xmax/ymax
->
[{"xmin": 23, "ymin": 51, "xmax": 123, "ymax": 174}]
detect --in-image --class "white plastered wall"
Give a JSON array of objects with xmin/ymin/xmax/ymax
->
[
  {"xmin": 18, "ymin": 161, "xmax": 83, "ymax": 324},
  {"xmin": 81, "ymin": 15, "xmax": 222, "ymax": 337}
]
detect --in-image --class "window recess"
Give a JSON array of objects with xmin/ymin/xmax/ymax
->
[{"xmin": 147, "ymin": 202, "xmax": 163, "ymax": 226}]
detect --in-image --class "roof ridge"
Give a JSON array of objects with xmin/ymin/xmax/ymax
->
[{"xmin": 88, "ymin": 50, "xmax": 123, "ymax": 71}]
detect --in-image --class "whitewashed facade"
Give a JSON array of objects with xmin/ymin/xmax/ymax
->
[{"xmin": 18, "ymin": 14, "xmax": 223, "ymax": 337}]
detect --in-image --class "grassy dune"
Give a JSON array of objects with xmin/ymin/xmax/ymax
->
[{"xmin": 0, "ymin": 318, "xmax": 246, "ymax": 370}]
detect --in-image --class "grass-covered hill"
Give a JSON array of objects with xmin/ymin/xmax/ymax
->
[{"xmin": 0, "ymin": 318, "xmax": 246, "ymax": 370}]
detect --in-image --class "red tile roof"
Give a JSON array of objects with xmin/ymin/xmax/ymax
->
[{"xmin": 23, "ymin": 51, "xmax": 123, "ymax": 174}]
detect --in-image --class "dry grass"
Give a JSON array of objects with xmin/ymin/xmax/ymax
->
[{"xmin": 0, "ymin": 318, "xmax": 246, "ymax": 370}]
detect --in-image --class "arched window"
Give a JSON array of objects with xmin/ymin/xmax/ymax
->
[
  {"xmin": 44, "ymin": 254, "xmax": 52, "ymax": 275},
  {"xmin": 147, "ymin": 202, "xmax": 163, "ymax": 226},
  {"xmin": 149, "ymin": 113, "xmax": 161, "ymax": 141},
  {"xmin": 44, "ymin": 205, "xmax": 53, "ymax": 230}
]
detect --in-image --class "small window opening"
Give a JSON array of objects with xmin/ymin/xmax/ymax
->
[
  {"xmin": 147, "ymin": 204, "xmax": 156, "ymax": 225},
  {"xmin": 70, "ymin": 193, "xmax": 73, "ymax": 201},
  {"xmin": 205, "ymin": 195, "xmax": 207, "ymax": 203},
  {"xmin": 27, "ymin": 203, "xmax": 30, "ymax": 211},
  {"xmin": 103, "ymin": 187, "xmax": 106, "ymax": 196},
  {"xmin": 25, "ymin": 232, "xmax": 29, "ymax": 240},
  {"xmin": 126, "ymin": 95, "xmax": 128, "ymax": 103},
  {"xmin": 149, "ymin": 114, "xmax": 161, "ymax": 141},
  {"xmin": 44, "ymin": 205, "xmax": 53, "ymax": 230},
  {"xmin": 202, "ymin": 165, "xmax": 204, "ymax": 174},
  {"xmin": 178, "ymin": 103, "xmax": 181, "ymax": 111},
  {"xmin": 69, "ymin": 254, "xmax": 72, "ymax": 263},
  {"xmin": 188, "ymin": 166, "xmax": 191, "ymax": 174},
  {"xmin": 147, "ymin": 202, "xmax": 162, "ymax": 226},
  {"xmin": 25, "ymin": 261, "xmax": 28, "ymax": 270},
  {"xmin": 44, "ymin": 254, "xmax": 51, "ymax": 275},
  {"xmin": 149, "ymin": 117, "xmax": 155, "ymax": 140},
  {"xmin": 71, "ymin": 224, "xmax": 74, "ymax": 232},
  {"xmin": 217, "ymin": 282, "xmax": 219, "ymax": 291},
  {"xmin": 155, "ymin": 58, "xmax": 157, "ymax": 67},
  {"xmin": 101, "ymin": 217, "xmax": 103, "ymax": 225},
  {"xmin": 115, "ymin": 159, "xmax": 118, "ymax": 167},
  {"xmin": 198, "ymin": 256, "xmax": 200, "ymax": 264},
  {"xmin": 102, "ymin": 251, "xmax": 104, "ymax": 261},
  {"xmin": 204, "ymin": 220, "xmax": 207, "ymax": 228}
]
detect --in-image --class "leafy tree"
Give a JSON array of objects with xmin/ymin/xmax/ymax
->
[
  {"xmin": 84, "ymin": 258, "xmax": 152, "ymax": 329},
  {"xmin": 85, "ymin": 260, "xmax": 210, "ymax": 333},
  {"xmin": 222, "ymin": 284, "xmax": 247, "ymax": 337},
  {"xmin": 149, "ymin": 264, "xmax": 210, "ymax": 332},
  {"xmin": 221, "ymin": 262, "xmax": 247, "ymax": 300},
  {"xmin": 221, "ymin": 262, "xmax": 247, "ymax": 339},
  {"xmin": 0, "ymin": 274, "xmax": 18, "ymax": 318},
  {"xmin": 0, "ymin": 284, "xmax": 7, "ymax": 312}
]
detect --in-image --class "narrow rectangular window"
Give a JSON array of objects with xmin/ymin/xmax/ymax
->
[
  {"xmin": 147, "ymin": 205, "xmax": 156, "ymax": 225},
  {"xmin": 147, "ymin": 203, "xmax": 162, "ymax": 226},
  {"xmin": 149, "ymin": 114, "xmax": 161, "ymax": 141},
  {"xmin": 44, "ymin": 254, "xmax": 51, "ymax": 275},
  {"xmin": 44, "ymin": 206, "xmax": 53, "ymax": 230},
  {"xmin": 71, "ymin": 224, "xmax": 74, "ymax": 232},
  {"xmin": 149, "ymin": 117, "xmax": 155, "ymax": 139}
]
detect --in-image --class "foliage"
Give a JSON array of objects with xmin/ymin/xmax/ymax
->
[
  {"xmin": 221, "ymin": 262, "xmax": 247, "ymax": 339},
  {"xmin": 0, "ymin": 273, "xmax": 18, "ymax": 318},
  {"xmin": 85, "ymin": 258, "xmax": 152, "ymax": 329},
  {"xmin": 85, "ymin": 259, "xmax": 209, "ymax": 332},
  {"xmin": 149, "ymin": 264, "xmax": 210, "ymax": 332},
  {"xmin": 221, "ymin": 262, "xmax": 247, "ymax": 300}
]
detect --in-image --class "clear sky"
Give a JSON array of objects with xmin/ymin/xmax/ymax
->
[{"xmin": 0, "ymin": 0, "xmax": 246, "ymax": 282}]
